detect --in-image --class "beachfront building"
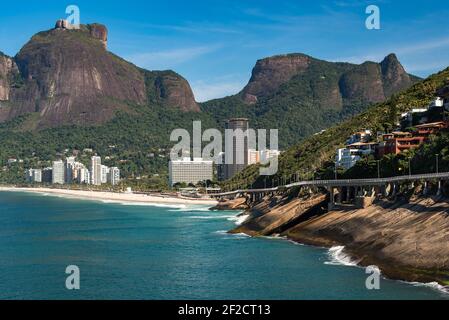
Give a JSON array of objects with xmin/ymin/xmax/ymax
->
[
  {"xmin": 169, "ymin": 157, "xmax": 213, "ymax": 187},
  {"xmin": 107, "ymin": 167, "xmax": 120, "ymax": 186},
  {"xmin": 101, "ymin": 165, "xmax": 109, "ymax": 184},
  {"xmin": 90, "ymin": 156, "xmax": 102, "ymax": 186},
  {"xmin": 64, "ymin": 156, "xmax": 76, "ymax": 183},
  {"xmin": 77, "ymin": 167, "xmax": 90, "ymax": 184},
  {"xmin": 25, "ymin": 169, "xmax": 42, "ymax": 183},
  {"xmin": 42, "ymin": 168, "xmax": 53, "ymax": 183},
  {"xmin": 52, "ymin": 160, "xmax": 65, "ymax": 184},
  {"xmin": 224, "ymin": 118, "xmax": 249, "ymax": 180},
  {"xmin": 216, "ymin": 152, "xmax": 226, "ymax": 182}
]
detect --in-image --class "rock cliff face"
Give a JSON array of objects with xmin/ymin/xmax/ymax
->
[
  {"xmin": 242, "ymin": 54, "xmax": 311, "ymax": 104},
  {"xmin": 151, "ymin": 71, "xmax": 200, "ymax": 112},
  {"xmin": 240, "ymin": 53, "xmax": 417, "ymax": 105},
  {"xmin": 0, "ymin": 53, "xmax": 18, "ymax": 102},
  {"xmin": 0, "ymin": 22, "xmax": 199, "ymax": 127}
]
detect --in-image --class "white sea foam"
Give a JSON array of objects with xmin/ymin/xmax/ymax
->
[
  {"xmin": 119, "ymin": 202, "xmax": 187, "ymax": 209},
  {"xmin": 324, "ymin": 246, "xmax": 361, "ymax": 266},
  {"xmin": 402, "ymin": 280, "xmax": 449, "ymax": 295},
  {"xmin": 214, "ymin": 230, "xmax": 251, "ymax": 239},
  {"xmin": 227, "ymin": 214, "xmax": 249, "ymax": 225},
  {"xmin": 168, "ymin": 206, "xmax": 211, "ymax": 212},
  {"xmin": 287, "ymin": 240, "xmax": 305, "ymax": 246},
  {"xmin": 263, "ymin": 234, "xmax": 288, "ymax": 240},
  {"xmin": 188, "ymin": 215, "xmax": 236, "ymax": 220}
]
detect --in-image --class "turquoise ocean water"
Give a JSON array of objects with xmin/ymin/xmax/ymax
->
[{"xmin": 0, "ymin": 191, "xmax": 447, "ymax": 300}]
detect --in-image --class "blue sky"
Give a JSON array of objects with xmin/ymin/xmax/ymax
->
[{"xmin": 0, "ymin": 0, "xmax": 448, "ymax": 101}]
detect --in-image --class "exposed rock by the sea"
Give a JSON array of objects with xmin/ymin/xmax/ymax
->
[
  {"xmin": 230, "ymin": 192, "xmax": 449, "ymax": 286},
  {"xmin": 210, "ymin": 197, "xmax": 248, "ymax": 211}
]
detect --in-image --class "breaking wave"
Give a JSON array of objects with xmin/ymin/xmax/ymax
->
[
  {"xmin": 324, "ymin": 246, "xmax": 361, "ymax": 266},
  {"xmin": 404, "ymin": 281, "xmax": 449, "ymax": 295}
]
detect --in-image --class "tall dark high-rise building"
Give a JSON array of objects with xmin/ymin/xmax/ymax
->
[{"xmin": 224, "ymin": 118, "xmax": 249, "ymax": 180}]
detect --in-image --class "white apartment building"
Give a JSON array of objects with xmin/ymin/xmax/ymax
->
[
  {"xmin": 335, "ymin": 148, "xmax": 362, "ymax": 170},
  {"xmin": 65, "ymin": 156, "xmax": 76, "ymax": 183},
  {"xmin": 26, "ymin": 169, "xmax": 42, "ymax": 183},
  {"xmin": 52, "ymin": 160, "xmax": 65, "ymax": 184},
  {"xmin": 76, "ymin": 167, "xmax": 90, "ymax": 184},
  {"xmin": 101, "ymin": 165, "xmax": 110, "ymax": 184},
  {"xmin": 90, "ymin": 156, "xmax": 102, "ymax": 186},
  {"xmin": 169, "ymin": 157, "xmax": 213, "ymax": 186},
  {"xmin": 107, "ymin": 167, "xmax": 120, "ymax": 186}
]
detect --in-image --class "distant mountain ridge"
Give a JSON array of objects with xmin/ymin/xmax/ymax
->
[
  {"xmin": 241, "ymin": 53, "xmax": 418, "ymax": 105},
  {"xmin": 202, "ymin": 53, "xmax": 420, "ymax": 148}
]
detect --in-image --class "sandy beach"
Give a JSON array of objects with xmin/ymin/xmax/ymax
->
[{"xmin": 0, "ymin": 186, "xmax": 218, "ymax": 206}]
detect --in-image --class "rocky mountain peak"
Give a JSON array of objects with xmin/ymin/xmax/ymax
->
[
  {"xmin": 242, "ymin": 53, "xmax": 311, "ymax": 104},
  {"xmin": 240, "ymin": 53, "xmax": 417, "ymax": 106},
  {"xmin": 0, "ymin": 22, "xmax": 199, "ymax": 127},
  {"xmin": 380, "ymin": 53, "xmax": 412, "ymax": 96}
]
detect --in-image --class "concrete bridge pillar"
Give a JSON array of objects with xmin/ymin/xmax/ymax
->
[
  {"xmin": 381, "ymin": 184, "xmax": 389, "ymax": 197},
  {"xmin": 328, "ymin": 186, "xmax": 335, "ymax": 211},
  {"xmin": 391, "ymin": 183, "xmax": 397, "ymax": 197},
  {"xmin": 437, "ymin": 180, "xmax": 443, "ymax": 196},
  {"xmin": 346, "ymin": 187, "xmax": 351, "ymax": 203},
  {"xmin": 336, "ymin": 187, "xmax": 342, "ymax": 204},
  {"xmin": 422, "ymin": 181, "xmax": 429, "ymax": 196}
]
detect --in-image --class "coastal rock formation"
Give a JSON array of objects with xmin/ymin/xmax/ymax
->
[
  {"xmin": 210, "ymin": 197, "xmax": 248, "ymax": 211},
  {"xmin": 0, "ymin": 22, "xmax": 199, "ymax": 127},
  {"xmin": 231, "ymin": 192, "xmax": 449, "ymax": 285},
  {"xmin": 231, "ymin": 194, "xmax": 326, "ymax": 236}
]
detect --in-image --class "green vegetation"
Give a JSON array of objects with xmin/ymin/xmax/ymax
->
[{"xmin": 224, "ymin": 67, "xmax": 449, "ymax": 190}]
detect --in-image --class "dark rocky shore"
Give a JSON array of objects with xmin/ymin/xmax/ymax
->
[{"xmin": 218, "ymin": 191, "xmax": 449, "ymax": 286}]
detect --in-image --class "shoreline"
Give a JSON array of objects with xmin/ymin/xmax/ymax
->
[
  {"xmin": 0, "ymin": 186, "xmax": 218, "ymax": 206},
  {"xmin": 227, "ymin": 194, "xmax": 449, "ymax": 290}
]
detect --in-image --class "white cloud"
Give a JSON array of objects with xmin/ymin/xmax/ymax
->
[
  {"xmin": 191, "ymin": 79, "xmax": 247, "ymax": 102},
  {"xmin": 126, "ymin": 45, "xmax": 221, "ymax": 70}
]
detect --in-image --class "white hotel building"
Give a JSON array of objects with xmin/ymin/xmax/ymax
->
[{"xmin": 169, "ymin": 158, "xmax": 213, "ymax": 187}]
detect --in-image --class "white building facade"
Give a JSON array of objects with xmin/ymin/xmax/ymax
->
[
  {"xmin": 90, "ymin": 156, "xmax": 102, "ymax": 186},
  {"xmin": 52, "ymin": 160, "xmax": 65, "ymax": 184},
  {"xmin": 169, "ymin": 158, "xmax": 213, "ymax": 186}
]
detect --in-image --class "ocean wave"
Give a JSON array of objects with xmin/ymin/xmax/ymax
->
[
  {"xmin": 168, "ymin": 206, "xmax": 212, "ymax": 212},
  {"xmin": 324, "ymin": 246, "xmax": 361, "ymax": 266},
  {"xmin": 227, "ymin": 214, "xmax": 249, "ymax": 225},
  {"xmin": 214, "ymin": 230, "xmax": 251, "ymax": 239},
  {"xmin": 287, "ymin": 240, "xmax": 305, "ymax": 246},
  {"xmin": 114, "ymin": 201, "xmax": 187, "ymax": 209},
  {"xmin": 188, "ymin": 215, "xmax": 236, "ymax": 220},
  {"xmin": 263, "ymin": 234, "xmax": 288, "ymax": 240},
  {"xmin": 402, "ymin": 281, "xmax": 449, "ymax": 295}
]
